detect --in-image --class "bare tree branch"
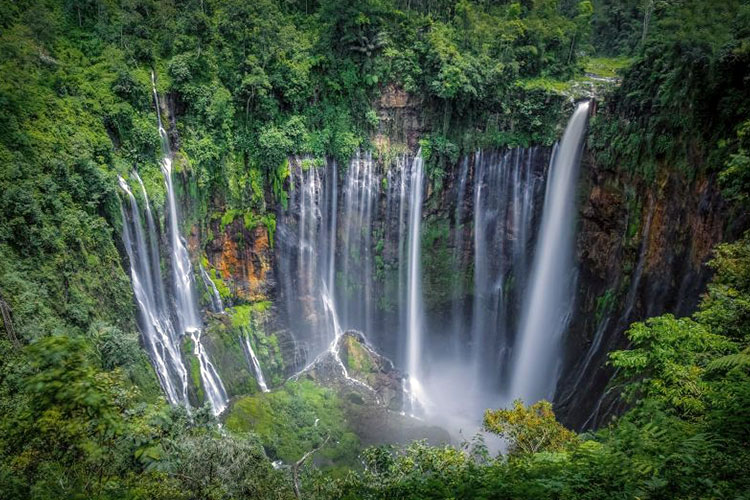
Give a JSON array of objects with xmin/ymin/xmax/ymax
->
[
  {"xmin": 292, "ymin": 435, "xmax": 330, "ymax": 499},
  {"xmin": 0, "ymin": 291, "xmax": 20, "ymax": 348}
]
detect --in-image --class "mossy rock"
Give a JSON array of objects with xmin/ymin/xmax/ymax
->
[
  {"xmin": 181, "ymin": 336, "xmax": 204, "ymax": 406},
  {"xmin": 343, "ymin": 334, "xmax": 375, "ymax": 377},
  {"xmin": 203, "ymin": 315, "xmax": 259, "ymax": 398},
  {"xmin": 223, "ymin": 304, "xmax": 284, "ymax": 388}
]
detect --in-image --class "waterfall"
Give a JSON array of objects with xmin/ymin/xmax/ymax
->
[
  {"xmin": 199, "ymin": 262, "xmax": 273, "ymax": 395},
  {"xmin": 278, "ymin": 154, "xmax": 382, "ymax": 360},
  {"xmin": 449, "ymin": 156, "xmax": 470, "ymax": 354},
  {"xmin": 283, "ymin": 158, "xmax": 330, "ymax": 354},
  {"xmin": 119, "ymin": 73, "xmax": 591, "ymax": 423},
  {"xmin": 404, "ymin": 152, "xmax": 428, "ymax": 413},
  {"xmin": 134, "ymin": 172, "xmax": 169, "ymax": 314},
  {"xmin": 199, "ymin": 264, "xmax": 224, "ymax": 313},
  {"xmin": 119, "ymin": 176, "xmax": 189, "ymax": 405},
  {"xmin": 272, "ymin": 134, "xmax": 589, "ymax": 420},
  {"xmin": 326, "ymin": 162, "xmax": 338, "ymax": 301},
  {"xmin": 198, "ymin": 263, "xmax": 271, "ymax": 394},
  {"xmin": 340, "ymin": 152, "xmax": 379, "ymax": 335},
  {"xmin": 241, "ymin": 331, "xmax": 270, "ymax": 392},
  {"xmin": 188, "ymin": 328, "xmax": 228, "ymax": 414},
  {"xmin": 470, "ymin": 148, "xmax": 543, "ymax": 390},
  {"xmin": 509, "ymin": 101, "xmax": 590, "ymax": 404},
  {"xmin": 151, "ymin": 72, "xmax": 228, "ymax": 415},
  {"xmin": 161, "ymin": 157, "xmax": 201, "ymax": 332},
  {"xmin": 397, "ymin": 156, "xmax": 409, "ymax": 359},
  {"xmin": 405, "ymin": 153, "xmax": 424, "ymax": 380}
]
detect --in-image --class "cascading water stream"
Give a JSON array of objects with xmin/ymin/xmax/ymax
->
[
  {"xmin": 508, "ymin": 101, "xmax": 590, "ymax": 404},
  {"xmin": 240, "ymin": 333, "xmax": 269, "ymax": 392},
  {"xmin": 449, "ymin": 156, "xmax": 470, "ymax": 354},
  {"xmin": 397, "ymin": 157, "xmax": 409, "ymax": 355},
  {"xmin": 279, "ymin": 154, "xmax": 383, "ymax": 359},
  {"xmin": 404, "ymin": 152, "xmax": 429, "ymax": 413},
  {"xmin": 469, "ymin": 148, "xmax": 543, "ymax": 393},
  {"xmin": 274, "ymin": 121, "xmax": 587, "ymax": 422},
  {"xmin": 119, "ymin": 176, "xmax": 188, "ymax": 405},
  {"xmin": 134, "ymin": 172, "xmax": 169, "ymax": 314},
  {"xmin": 199, "ymin": 264, "xmax": 224, "ymax": 313},
  {"xmin": 188, "ymin": 328, "xmax": 228, "ymax": 414},
  {"xmin": 198, "ymin": 258, "xmax": 271, "ymax": 394},
  {"xmin": 151, "ymin": 72, "xmax": 228, "ymax": 415},
  {"xmin": 340, "ymin": 152, "xmax": 378, "ymax": 335}
]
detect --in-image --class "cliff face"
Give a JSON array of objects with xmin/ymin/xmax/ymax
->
[
  {"xmin": 185, "ymin": 90, "xmax": 731, "ymax": 429},
  {"xmin": 373, "ymin": 84, "xmax": 425, "ymax": 154},
  {"xmin": 205, "ymin": 218, "xmax": 273, "ymax": 303},
  {"xmin": 555, "ymin": 149, "xmax": 726, "ymax": 429}
]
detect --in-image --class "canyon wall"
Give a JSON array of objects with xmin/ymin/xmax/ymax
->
[
  {"xmin": 184, "ymin": 89, "xmax": 731, "ymax": 428},
  {"xmin": 555, "ymin": 149, "xmax": 726, "ymax": 429}
]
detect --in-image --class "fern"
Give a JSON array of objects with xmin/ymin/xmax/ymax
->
[{"xmin": 707, "ymin": 349, "xmax": 750, "ymax": 373}]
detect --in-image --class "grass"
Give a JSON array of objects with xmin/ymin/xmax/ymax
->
[
  {"xmin": 584, "ymin": 57, "xmax": 633, "ymax": 78},
  {"xmin": 517, "ymin": 77, "xmax": 573, "ymax": 93},
  {"xmin": 224, "ymin": 380, "xmax": 360, "ymax": 465}
]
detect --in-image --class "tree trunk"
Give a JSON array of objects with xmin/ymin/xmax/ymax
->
[{"xmin": 641, "ymin": 0, "xmax": 654, "ymax": 46}]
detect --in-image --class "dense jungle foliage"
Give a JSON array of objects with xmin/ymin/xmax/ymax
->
[{"xmin": 1, "ymin": 0, "xmax": 750, "ymax": 498}]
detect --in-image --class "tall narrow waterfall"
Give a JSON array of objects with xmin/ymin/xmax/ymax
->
[
  {"xmin": 404, "ymin": 153, "xmax": 426, "ymax": 409},
  {"xmin": 150, "ymin": 72, "xmax": 227, "ymax": 415},
  {"xmin": 449, "ymin": 156, "xmax": 470, "ymax": 354},
  {"xmin": 340, "ymin": 152, "xmax": 378, "ymax": 336},
  {"xmin": 509, "ymin": 101, "xmax": 590, "ymax": 404},
  {"xmin": 242, "ymin": 332, "xmax": 270, "ymax": 392}
]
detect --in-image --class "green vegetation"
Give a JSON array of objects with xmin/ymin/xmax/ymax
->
[
  {"xmin": 200, "ymin": 255, "xmax": 232, "ymax": 301},
  {"xmin": 594, "ymin": 288, "xmax": 616, "ymax": 324},
  {"xmin": 483, "ymin": 400, "xmax": 577, "ymax": 455},
  {"xmin": 589, "ymin": 0, "xmax": 750, "ymax": 191},
  {"xmin": 421, "ymin": 216, "xmax": 457, "ymax": 309},
  {"xmin": 1, "ymin": 0, "xmax": 750, "ymax": 499},
  {"xmin": 344, "ymin": 335, "xmax": 375, "ymax": 375},
  {"xmin": 306, "ymin": 232, "xmax": 750, "ymax": 498},
  {"xmin": 0, "ymin": 335, "xmax": 295, "ymax": 499},
  {"xmin": 583, "ymin": 56, "xmax": 631, "ymax": 78},
  {"xmin": 227, "ymin": 303, "xmax": 284, "ymax": 386},
  {"xmin": 202, "ymin": 318, "xmax": 259, "ymax": 397},
  {"xmin": 226, "ymin": 380, "xmax": 360, "ymax": 467}
]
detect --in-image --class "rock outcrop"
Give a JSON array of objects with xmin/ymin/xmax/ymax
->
[
  {"xmin": 294, "ymin": 331, "xmax": 404, "ymax": 410},
  {"xmin": 294, "ymin": 331, "xmax": 451, "ymax": 446},
  {"xmin": 206, "ymin": 218, "xmax": 273, "ymax": 302},
  {"xmin": 373, "ymin": 84, "xmax": 424, "ymax": 154}
]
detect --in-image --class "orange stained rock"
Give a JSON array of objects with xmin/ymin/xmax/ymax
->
[{"xmin": 214, "ymin": 222, "xmax": 271, "ymax": 302}]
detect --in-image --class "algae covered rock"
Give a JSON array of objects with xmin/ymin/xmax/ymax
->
[
  {"xmin": 294, "ymin": 330, "xmax": 404, "ymax": 411},
  {"xmin": 292, "ymin": 331, "xmax": 451, "ymax": 447}
]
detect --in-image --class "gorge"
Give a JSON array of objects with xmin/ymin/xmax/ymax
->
[{"xmin": 1, "ymin": 1, "xmax": 749, "ymax": 498}]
